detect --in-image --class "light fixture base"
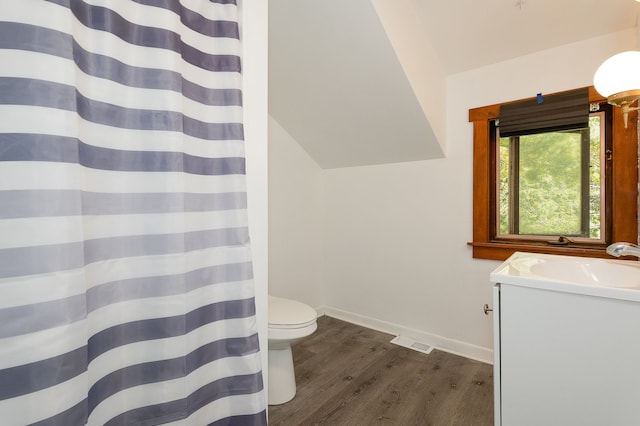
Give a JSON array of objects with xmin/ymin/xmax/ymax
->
[
  {"xmin": 607, "ymin": 89, "xmax": 640, "ymax": 108},
  {"xmin": 607, "ymin": 90, "xmax": 640, "ymax": 128}
]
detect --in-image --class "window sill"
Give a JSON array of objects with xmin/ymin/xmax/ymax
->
[{"xmin": 467, "ymin": 241, "xmax": 612, "ymax": 261}]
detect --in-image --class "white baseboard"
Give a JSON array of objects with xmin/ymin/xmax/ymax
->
[{"xmin": 316, "ymin": 305, "xmax": 494, "ymax": 365}]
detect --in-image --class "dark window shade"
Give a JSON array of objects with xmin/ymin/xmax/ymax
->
[{"xmin": 498, "ymin": 88, "xmax": 589, "ymax": 137}]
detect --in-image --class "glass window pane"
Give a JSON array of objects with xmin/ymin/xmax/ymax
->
[
  {"xmin": 499, "ymin": 138, "xmax": 510, "ymax": 235},
  {"xmin": 589, "ymin": 116, "xmax": 602, "ymax": 239},
  {"xmin": 518, "ymin": 132, "xmax": 582, "ymax": 235},
  {"xmin": 497, "ymin": 113, "xmax": 603, "ymax": 240}
]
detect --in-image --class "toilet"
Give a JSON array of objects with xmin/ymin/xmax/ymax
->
[{"xmin": 268, "ymin": 295, "xmax": 318, "ymax": 405}]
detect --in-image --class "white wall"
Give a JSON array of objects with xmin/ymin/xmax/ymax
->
[
  {"xmin": 322, "ymin": 157, "xmax": 496, "ymax": 361},
  {"xmin": 268, "ymin": 116, "xmax": 325, "ymax": 308},
  {"xmin": 269, "ymin": 28, "xmax": 637, "ymax": 363},
  {"xmin": 241, "ymin": 0, "xmax": 269, "ymax": 390}
]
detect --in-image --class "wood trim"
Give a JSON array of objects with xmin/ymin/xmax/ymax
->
[
  {"xmin": 468, "ymin": 86, "xmax": 638, "ymax": 261},
  {"xmin": 468, "ymin": 241, "xmax": 614, "ymax": 261},
  {"xmin": 611, "ymin": 105, "xmax": 638, "ymax": 243},
  {"xmin": 472, "ymin": 119, "xmax": 491, "ymax": 244}
]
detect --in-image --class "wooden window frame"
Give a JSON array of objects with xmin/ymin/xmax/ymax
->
[{"xmin": 468, "ymin": 86, "xmax": 638, "ymax": 261}]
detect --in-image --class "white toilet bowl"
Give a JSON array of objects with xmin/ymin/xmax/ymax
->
[{"xmin": 268, "ymin": 295, "xmax": 317, "ymax": 405}]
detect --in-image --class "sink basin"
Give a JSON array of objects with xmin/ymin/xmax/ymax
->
[
  {"xmin": 491, "ymin": 252, "xmax": 640, "ymax": 301},
  {"xmin": 530, "ymin": 258, "xmax": 640, "ymax": 288}
]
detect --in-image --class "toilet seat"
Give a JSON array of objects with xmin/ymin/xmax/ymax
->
[
  {"xmin": 269, "ymin": 319, "xmax": 316, "ymax": 330},
  {"xmin": 268, "ymin": 295, "xmax": 317, "ymax": 329}
]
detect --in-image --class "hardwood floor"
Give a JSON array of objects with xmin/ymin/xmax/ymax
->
[{"xmin": 268, "ymin": 316, "xmax": 494, "ymax": 426}]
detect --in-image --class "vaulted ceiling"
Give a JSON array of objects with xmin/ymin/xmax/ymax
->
[{"xmin": 269, "ymin": 0, "xmax": 638, "ymax": 169}]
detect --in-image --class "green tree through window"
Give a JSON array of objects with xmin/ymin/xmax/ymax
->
[{"xmin": 498, "ymin": 114, "xmax": 603, "ymax": 240}]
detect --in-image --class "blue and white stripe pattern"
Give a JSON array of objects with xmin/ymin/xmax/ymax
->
[{"xmin": 0, "ymin": 1, "xmax": 266, "ymax": 424}]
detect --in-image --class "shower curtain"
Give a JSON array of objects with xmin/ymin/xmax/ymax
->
[{"xmin": 0, "ymin": 1, "xmax": 266, "ymax": 425}]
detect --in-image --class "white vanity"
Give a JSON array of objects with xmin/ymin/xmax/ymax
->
[{"xmin": 490, "ymin": 252, "xmax": 640, "ymax": 426}]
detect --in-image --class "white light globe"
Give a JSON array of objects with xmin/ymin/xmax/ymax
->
[{"xmin": 594, "ymin": 51, "xmax": 640, "ymax": 98}]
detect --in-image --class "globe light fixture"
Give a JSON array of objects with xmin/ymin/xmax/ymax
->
[{"xmin": 593, "ymin": 51, "xmax": 640, "ymax": 128}]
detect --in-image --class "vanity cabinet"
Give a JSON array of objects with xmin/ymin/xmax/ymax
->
[{"xmin": 491, "ymin": 254, "xmax": 640, "ymax": 426}]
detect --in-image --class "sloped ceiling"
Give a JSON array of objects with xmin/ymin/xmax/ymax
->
[
  {"xmin": 269, "ymin": 0, "xmax": 638, "ymax": 169},
  {"xmin": 269, "ymin": 0, "xmax": 444, "ymax": 169}
]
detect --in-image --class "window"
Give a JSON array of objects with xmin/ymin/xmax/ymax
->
[
  {"xmin": 497, "ymin": 110, "xmax": 607, "ymax": 241},
  {"xmin": 468, "ymin": 87, "xmax": 637, "ymax": 261}
]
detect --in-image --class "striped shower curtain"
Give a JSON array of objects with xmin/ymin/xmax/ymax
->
[{"xmin": 0, "ymin": 1, "xmax": 266, "ymax": 425}]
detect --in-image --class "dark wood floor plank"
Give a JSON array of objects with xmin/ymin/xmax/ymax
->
[
  {"xmin": 268, "ymin": 316, "xmax": 494, "ymax": 425},
  {"xmin": 313, "ymin": 346, "xmax": 438, "ymax": 425},
  {"xmin": 268, "ymin": 317, "xmax": 397, "ymax": 425}
]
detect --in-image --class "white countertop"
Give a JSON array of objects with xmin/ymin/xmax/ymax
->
[{"xmin": 490, "ymin": 251, "xmax": 640, "ymax": 303}]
